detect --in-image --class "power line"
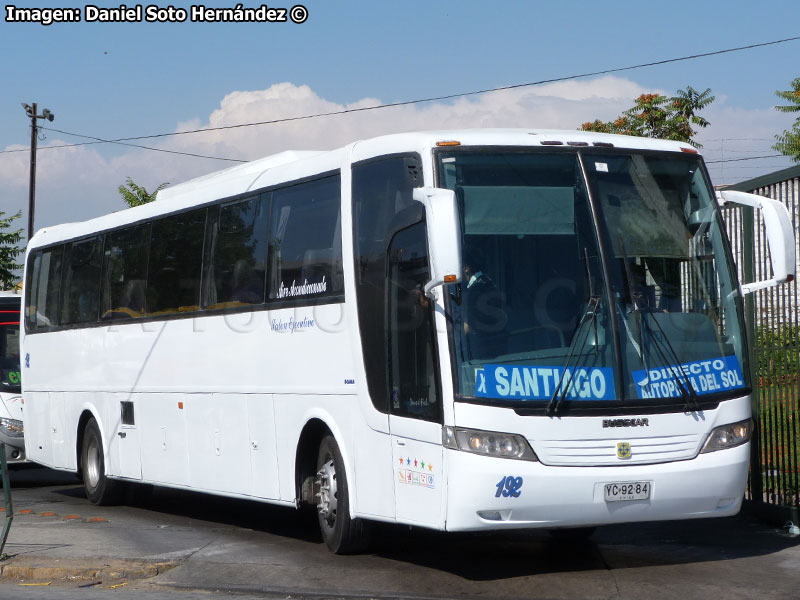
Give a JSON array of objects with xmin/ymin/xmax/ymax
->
[
  {"xmin": 2, "ymin": 34, "xmax": 798, "ymax": 160},
  {"xmin": 703, "ymin": 148, "xmax": 779, "ymax": 154},
  {"xmin": 707, "ymin": 165, "xmax": 794, "ymax": 171},
  {"xmin": 697, "ymin": 138, "xmax": 777, "ymax": 143},
  {"xmin": 0, "ymin": 140, "xmax": 105, "ymax": 153},
  {"xmin": 0, "ymin": 129, "xmax": 246, "ymax": 162},
  {"xmin": 706, "ymin": 154, "xmax": 784, "ymax": 164}
]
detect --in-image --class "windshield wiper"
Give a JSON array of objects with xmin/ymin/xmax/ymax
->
[
  {"xmin": 639, "ymin": 310, "xmax": 699, "ymax": 411},
  {"xmin": 617, "ymin": 237, "xmax": 698, "ymax": 411},
  {"xmin": 548, "ymin": 249, "xmax": 601, "ymax": 416}
]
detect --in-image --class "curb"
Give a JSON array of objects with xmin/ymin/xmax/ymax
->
[{"xmin": 0, "ymin": 558, "xmax": 176, "ymax": 583}]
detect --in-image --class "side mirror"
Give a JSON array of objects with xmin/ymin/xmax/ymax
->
[
  {"xmin": 717, "ymin": 190, "xmax": 796, "ymax": 295},
  {"xmin": 412, "ymin": 187, "xmax": 463, "ymax": 298}
]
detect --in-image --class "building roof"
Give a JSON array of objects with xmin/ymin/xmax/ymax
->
[{"xmin": 724, "ymin": 163, "xmax": 800, "ymax": 192}]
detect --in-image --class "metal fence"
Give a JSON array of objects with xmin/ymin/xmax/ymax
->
[{"xmin": 723, "ymin": 173, "xmax": 800, "ymax": 524}]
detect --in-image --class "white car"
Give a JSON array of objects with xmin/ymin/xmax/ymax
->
[{"xmin": 0, "ymin": 292, "xmax": 24, "ymax": 463}]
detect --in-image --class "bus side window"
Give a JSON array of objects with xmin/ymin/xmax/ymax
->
[
  {"xmin": 203, "ymin": 195, "xmax": 269, "ymax": 308},
  {"xmin": 101, "ymin": 224, "xmax": 151, "ymax": 320},
  {"xmin": 60, "ymin": 236, "xmax": 103, "ymax": 325},
  {"xmin": 27, "ymin": 246, "xmax": 64, "ymax": 330},
  {"xmin": 148, "ymin": 208, "xmax": 206, "ymax": 314},
  {"xmin": 352, "ymin": 155, "xmax": 422, "ymax": 414},
  {"xmin": 387, "ymin": 222, "xmax": 441, "ymax": 422},
  {"xmin": 25, "ymin": 251, "xmax": 42, "ymax": 331},
  {"xmin": 266, "ymin": 175, "xmax": 343, "ymax": 302}
]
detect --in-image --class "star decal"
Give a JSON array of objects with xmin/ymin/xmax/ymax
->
[
  {"xmin": 399, "ymin": 457, "xmax": 404, "ymax": 465},
  {"xmin": 406, "ymin": 458, "xmax": 411, "ymax": 466},
  {"xmin": 421, "ymin": 461, "xmax": 425, "ymax": 469},
  {"xmin": 414, "ymin": 459, "xmax": 418, "ymax": 467},
  {"xmin": 428, "ymin": 463, "xmax": 433, "ymax": 471}
]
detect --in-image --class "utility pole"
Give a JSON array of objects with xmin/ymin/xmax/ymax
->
[{"xmin": 21, "ymin": 103, "xmax": 54, "ymax": 241}]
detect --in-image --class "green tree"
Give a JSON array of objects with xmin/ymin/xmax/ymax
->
[
  {"xmin": 118, "ymin": 177, "xmax": 169, "ymax": 208},
  {"xmin": 581, "ymin": 86, "xmax": 715, "ymax": 147},
  {"xmin": 772, "ymin": 77, "xmax": 800, "ymax": 162},
  {"xmin": 0, "ymin": 211, "xmax": 24, "ymax": 291}
]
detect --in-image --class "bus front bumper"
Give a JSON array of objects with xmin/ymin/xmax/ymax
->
[
  {"xmin": 444, "ymin": 443, "xmax": 749, "ymax": 532},
  {"xmin": 0, "ymin": 427, "xmax": 27, "ymax": 464}
]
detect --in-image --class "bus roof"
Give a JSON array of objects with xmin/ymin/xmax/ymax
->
[{"xmin": 28, "ymin": 129, "xmax": 700, "ymax": 249}]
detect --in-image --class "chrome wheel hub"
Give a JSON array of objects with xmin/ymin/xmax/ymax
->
[
  {"xmin": 86, "ymin": 437, "xmax": 101, "ymax": 490},
  {"xmin": 315, "ymin": 458, "xmax": 338, "ymax": 526}
]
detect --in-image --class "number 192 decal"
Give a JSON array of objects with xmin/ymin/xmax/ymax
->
[{"xmin": 495, "ymin": 475, "xmax": 523, "ymax": 498}]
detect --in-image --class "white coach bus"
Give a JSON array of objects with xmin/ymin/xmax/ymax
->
[{"xmin": 21, "ymin": 130, "xmax": 795, "ymax": 553}]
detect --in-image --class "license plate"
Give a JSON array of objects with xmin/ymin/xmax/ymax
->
[{"xmin": 604, "ymin": 481, "xmax": 651, "ymax": 502}]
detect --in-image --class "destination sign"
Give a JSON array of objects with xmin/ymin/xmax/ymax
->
[
  {"xmin": 632, "ymin": 355, "xmax": 746, "ymax": 399},
  {"xmin": 474, "ymin": 364, "xmax": 616, "ymax": 401}
]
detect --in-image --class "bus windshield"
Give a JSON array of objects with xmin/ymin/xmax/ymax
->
[
  {"xmin": 437, "ymin": 149, "xmax": 748, "ymax": 410},
  {"xmin": 0, "ymin": 303, "xmax": 21, "ymax": 393}
]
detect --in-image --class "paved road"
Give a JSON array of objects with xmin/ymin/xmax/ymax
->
[{"xmin": 0, "ymin": 467, "xmax": 797, "ymax": 599}]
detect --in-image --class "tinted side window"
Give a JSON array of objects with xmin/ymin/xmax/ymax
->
[
  {"xmin": 388, "ymin": 222, "xmax": 440, "ymax": 421},
  {"xmin": 267, "ymin": 175, "xmax": 343, "ymax": 302},
  {"xmin": 25, "ymin": 252, "xmax": 42, "ymax": 331},
  {"xmin": 148, "ymin": 209, "xmax": 206, "ymax": 314},
  {"xmin": 101, "ymin": 224, "xmax": 151, "ymax": 320},
  {"xmin": 352, "ymin": 156, "xmax": 422, "ymax": 413},
  {"xmin": 27, "ymin": 247, "xmax": 64, "ymax": 330},
  {"xmin": 61, "ymin": 236, "xmax": 103, "ymax": 325},
  {"xmin": 204, "ymin": 195, "xmax": 269, "ymax": 308}
]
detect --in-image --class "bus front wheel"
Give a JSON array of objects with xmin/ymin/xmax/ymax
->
[
  {"xmin": 315, "ymin": 435, "xmax": 369, "ymax": 554},
  {"xmin": 81, "ymin": 418, "xmax": 123, "ymax": 505}
]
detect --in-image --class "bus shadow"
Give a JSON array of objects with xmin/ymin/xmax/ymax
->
[
  {"xmin": 105, "ymin": 483, "xmax": 322, "ymax": 544},
  {"xmin": 9, "ymin": 465, "xmax": 81, "ymax": 489},
  {"xmin": 121, "ymin": 486, "xmax": 800, "ymax": 581},
  {"xmin": 366, "ymin": 516, "xmax": 799, "ymax": 581},
  {"xmin": 34, "ymin": 469, "xmax": 797, "ymax": 583}
]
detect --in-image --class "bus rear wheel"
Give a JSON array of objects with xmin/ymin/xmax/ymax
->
[
  {"xmin": 81, "ymin": 417, "xmax": 123, "ymax": 505},
  {"xmin": 315, "ymin": 435, "xmax": 369, "ymax": 554}
]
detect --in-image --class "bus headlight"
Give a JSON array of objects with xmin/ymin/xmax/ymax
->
[
  {"xmin": 443, "ymin": 426, "xmax": 538, "ymax": 461},
  {"xmin": 0, "ymin": 418, "xmax": 24, "ymax": 437},
  {"xmin": 701, "ymin": 419, "xmax": 752, "ymax": 453}
]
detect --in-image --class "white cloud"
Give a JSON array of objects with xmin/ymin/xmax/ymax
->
[{"xmin": 0, "ymin": 76, "xmax": 794, "ymax": 230}]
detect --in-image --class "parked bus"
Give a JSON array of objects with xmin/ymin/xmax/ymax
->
[
  {"xmin": 0, "ymin": 292, "xmax": 25, "ymax": 463},
  {"xmin": 21, "ymin": 130, "xmax": 794, "ymax": 553}
]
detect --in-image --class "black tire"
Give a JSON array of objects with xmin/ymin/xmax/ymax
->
[
  {"xmin": 81, "ymin": 418, "xmax": 123, "ymax": 505},
  {"xmin": 315, "ymin": 435, "xmax": 369, "ymax": 554},
  {"xmin": 549, "ymin": 526, "xmax": 597, "ymax": 542}
]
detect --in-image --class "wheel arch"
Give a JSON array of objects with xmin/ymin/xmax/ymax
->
[
  {"xmin": 75, "ymin": 407, "xmax": 102, "ymax": 477},
  {"xmin": 294, "ymin": 414, "xmax": 356, "ymax": 513}
]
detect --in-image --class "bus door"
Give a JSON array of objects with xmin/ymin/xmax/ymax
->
[{"xmin": 386, "ymin": 222, "xmax": 444, "ymax": 527}]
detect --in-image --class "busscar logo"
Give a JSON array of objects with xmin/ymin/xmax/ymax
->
[{"xmin": 603, "ymin": 418, "xmax": 649, "ymax": 428}]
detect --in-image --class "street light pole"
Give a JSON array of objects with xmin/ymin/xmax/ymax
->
[{"xmin": 21, "ymin": 102, "xmax": 54, "ymax": 241}]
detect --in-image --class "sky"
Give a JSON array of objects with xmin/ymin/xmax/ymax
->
[{"xmin": 1, "ymin": 0, "xmax": 799, "ymax": 233}]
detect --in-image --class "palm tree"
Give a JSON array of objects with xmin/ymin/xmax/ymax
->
[{"xmin": 118, "ymin": 177, "xmax": 169, "ymax": 208}]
